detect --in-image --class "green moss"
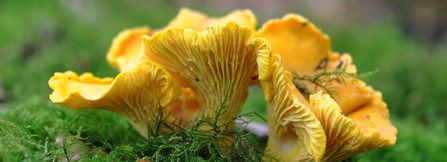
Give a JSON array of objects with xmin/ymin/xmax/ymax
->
[
  {"xmin": 1, "ymin": 0, "xmax": 447, "ymax": 161},
  {"xmin": 0, "ymin": 120, "xmax": 46, "ymax": 161},
  {"xmin": 0, "ymin": 59, "xmax": 276, "ymax": 162},
  {"xmin": 128, "ymin": 88, "xmax": 279, "ymax": 161}
]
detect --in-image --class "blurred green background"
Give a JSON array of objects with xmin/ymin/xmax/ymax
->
[{"xmin": 1, "ymin": 0, "xmax": 447, "ymax": 161}]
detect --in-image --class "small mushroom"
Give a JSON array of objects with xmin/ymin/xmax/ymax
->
[
  {"xmin": 141, "ymin": 22, "xmax": 272, "ymax": 128},
  {"xmin": 49, "ymin": 60, "xmax": 182, "ymax": 138},
  {"xmin": 260, "ymin": 54, "xmax": 326, "ymax": 162}
]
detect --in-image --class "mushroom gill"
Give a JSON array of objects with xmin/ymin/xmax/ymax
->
[
  {"xmin": 309, "ymin": 91, "xmax": 397, "ymax": 161},
  {"xmin": 106, "ymin": 8, "xmax": 258, "ymax": 73},
  {"xmin": 141, "ymin": 22, "xmax": 271, "ymax": 128},
  {"xmin": 50, "ymin": 8, "xmax": 261, "ymax": 139},
  {"xmin": 260, "ymin": 54, "xmax": 327, "ymax": 162},
  {"xmin": 257, "ymin": 13, "xmax": 397, "ymax": 161},
  {"xmin": 257, "ymin": 14, "xmax": 375, "ymax": 116},
  {"xmin": 49, "ymin": 60, "xmax": 181, "ymax": 138}
]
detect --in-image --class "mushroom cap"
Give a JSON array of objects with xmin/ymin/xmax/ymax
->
[
  {"xmin": 106, "ymin": 26, "xmax": 151, "ymax": 72},
  {"xmin": 141, "ymin": 22, "xmax": 272, "ymax": 126},
  {"xmin": 49, "ymin": 60, "xmax": 182, "ymax": 138},
  {"xmin": 166, "ymin": 7, "xmax": 257, "ymax": 32},
  {"xmin": 309, "ymin": 91, "xmax": 397, "ymax": 161},
  {"xmin": 257, "ymin": 14, "xmax": 331, "ymax": 76},
  {"xmin": 302, "ymin": 52, "xmax": 375, "ymax": 115},
  {"xmin": 257, "ymin": 13, "xmax": 375, "ymax": 116},
  {"xmin": 347, "ymin": 91, "xmax": 397, "ymax": 146},
  {"xmin": 322, "ymin": 52, "xmax": 374, "ymax": 115},
  {"xmin": 261, "ymin": 54, "xmax": 326, "ymax": 162}
]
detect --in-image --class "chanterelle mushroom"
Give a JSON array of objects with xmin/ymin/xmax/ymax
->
[
  {"xmin": 141, "ymin": 21, "xmax": 271, "ymax": 128},
  {"xmin": 49, "ymin": 60, "xmax": 181, "ymax": 138},
  {"xmin": 48, "ymin": 8, "xmax": 397, "ymax": 161},
  {"xmin": 257, "ymin": 13, "xmax": 397, "ymax": 161}
]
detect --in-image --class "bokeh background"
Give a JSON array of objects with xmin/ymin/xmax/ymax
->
[{"xmin": 1, "ymin": 0, "xmax": 447, "ymax": 161}]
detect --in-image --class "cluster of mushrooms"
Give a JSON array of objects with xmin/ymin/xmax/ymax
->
[{"xmin": 49, "ymin": 8, "xmax": 397, "ymax": 162}]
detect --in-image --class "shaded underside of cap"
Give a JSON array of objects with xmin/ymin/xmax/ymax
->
[{"xmin": 106, "ymin": 26, "xmax": 151, "ymax": 72}]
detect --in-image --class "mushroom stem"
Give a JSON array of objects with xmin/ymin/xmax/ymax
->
[{"xmin": 235, "ymin": 116, "xmax": 269, "ymax": 140}]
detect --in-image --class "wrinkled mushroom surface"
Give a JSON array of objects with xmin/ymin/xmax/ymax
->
[
  {"xmin": 257, "ymin": 13, "xmax": 397, "ymax": 161},
  {"xmin": 257, "ymin": 14, "xmax": 376, "ymax": 116},
  {"xmin": 106, "ymin": 8, "xmax": 257, "ymax": 73},
  {"xmin": 49, "ymin": 9, "xmax": 264, "ymax": 138},
  {"xmin": 141, "ymin": 22, "xmax": 271, "ymax": 127},
  {"xmin": 49, "ymin": 60, "xmax": 181, "ymax": 138},
  {"xmin": 309, "ymin": 91, "xmax": 397, "ymax": 161},
  {"xmin": 261, "ymin": 54, "xmax": 326, "ymax": 162}
]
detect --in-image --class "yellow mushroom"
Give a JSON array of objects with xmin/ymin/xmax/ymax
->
[
  {"xmin": 48, "ymin": 8, "xmax": 396, "ymax": 161},
  {"xmin": 257, "ymin": 14, "xmax": 397, "ymax": 161},
  {"xmin": 49, "ymin": 60, "xmax": 181, "ymax": 138},
  {"xmin": 141, "ymin": 22, "xmax": 272, "ymax": 129}
]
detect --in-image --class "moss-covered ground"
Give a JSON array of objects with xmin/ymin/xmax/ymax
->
[{"xmin": 1, "ymin": 1, "xmax": 447, "ymax": 161}]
